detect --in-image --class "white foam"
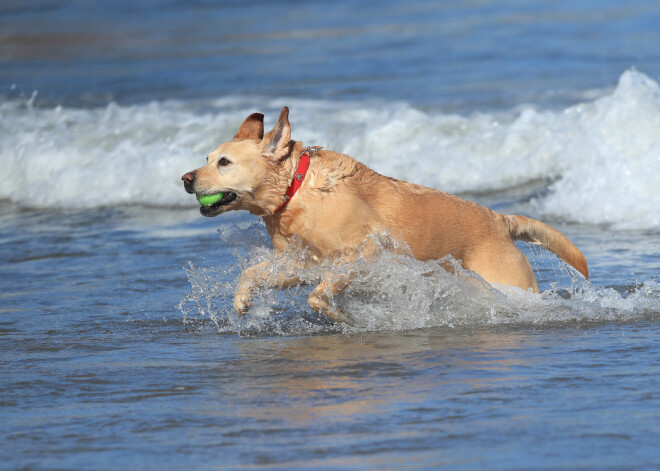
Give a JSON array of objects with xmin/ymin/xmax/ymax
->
[
  {"xmin": 534, "ymin": 70, "xmax": 660, "ymax": 229},
  {"xmin": 2, "ymin": 69, "xmax": 660, "ymax": 229}
]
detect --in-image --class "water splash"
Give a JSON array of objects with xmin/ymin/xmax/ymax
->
[{"xmin": 179, "ymin": 228, "xmax": 660, "ymax": 336}]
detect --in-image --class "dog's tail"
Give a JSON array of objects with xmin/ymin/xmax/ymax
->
[{"xmin": 504, "ymin": 214, "xmax": 589, "ymax": 280}]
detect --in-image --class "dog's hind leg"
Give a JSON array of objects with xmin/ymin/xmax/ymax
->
[{"xmin": 465, "ymin": 244, "xmax": 539, "ymax": 293}]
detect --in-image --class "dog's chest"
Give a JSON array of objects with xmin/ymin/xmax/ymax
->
[{"xmin": 265, "ymin": 211, "xmax": 332, "ymax": 258}]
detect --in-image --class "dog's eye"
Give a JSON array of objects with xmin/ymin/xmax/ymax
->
[{"xmin": 218, "ymin": 157, "xmax": 231, "ymax": 167}]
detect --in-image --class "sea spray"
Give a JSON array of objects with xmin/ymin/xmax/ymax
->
[{"xmin": 179, "ymin": 225, "xmax": 660, "ymax": 336}]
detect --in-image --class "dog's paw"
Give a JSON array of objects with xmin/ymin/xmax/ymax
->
[
  {"xmin": 308, "ymin": 292, "xmax": 349, "ymax": 323},
  {"xmin": 233, "ymin": 289, "xmax": 251, "ymax": 315}
]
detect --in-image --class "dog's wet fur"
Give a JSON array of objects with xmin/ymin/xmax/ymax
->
[{"xmin": 182, "ymin": 107, "xmax": 588, "ymax": 322}]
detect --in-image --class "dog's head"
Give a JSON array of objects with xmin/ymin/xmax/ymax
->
[{"xmin": 182, "ymin": 107, "xmax": 293, "ymax": 217}]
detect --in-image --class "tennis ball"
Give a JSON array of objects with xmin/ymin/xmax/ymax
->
[{"xmin": 196, "ymin": 193, "xmax": 224, "ymax": 207}]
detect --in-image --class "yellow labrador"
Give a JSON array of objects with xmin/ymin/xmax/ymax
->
[{"xmin": 182, "ymin": 107, "xmax": 588, "ymax": 322}]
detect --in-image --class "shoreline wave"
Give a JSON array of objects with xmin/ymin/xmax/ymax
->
[{"xmin": 2, "ymin": 69, "xmax": 659, "ymax": 230}]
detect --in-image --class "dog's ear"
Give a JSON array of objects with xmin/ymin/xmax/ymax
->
[
  {"xmin": 261, "ymin": 106, "xmax": 291, "ymax": 161},
  {"xmin": 234, "ymin": 113, "xmax": 264, "ymax": 140}
]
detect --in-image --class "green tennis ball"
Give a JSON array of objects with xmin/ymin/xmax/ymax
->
[{"xmin": 196, "ymin": 192, "xmax": 224, "ymax": 207}]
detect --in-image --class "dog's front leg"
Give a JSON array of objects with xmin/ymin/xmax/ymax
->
[
  {"xmin": 307, "ymin": 273, "xmax": 352, "ymax": 323},
  {"xmin": 234, "ymin": 261, "xmax": 302, "ymax": 314}
]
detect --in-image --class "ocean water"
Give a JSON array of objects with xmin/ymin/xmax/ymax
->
[{"xmin": 2, "ymin": 1, "xmax": 660, "ymax": 470}]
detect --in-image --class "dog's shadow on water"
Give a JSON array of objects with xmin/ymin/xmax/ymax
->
[{"xmin": 178, "ymin": 222, "xmax": 660, "ymax": 336}]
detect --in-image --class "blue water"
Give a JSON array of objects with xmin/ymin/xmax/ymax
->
[
  {"xmin": 2, "ymin": 1, "xmax": 660, "ymax": 470},
  {"xmin": 3, "ymin": 0, "xmax": 660, "ymax": 110}
]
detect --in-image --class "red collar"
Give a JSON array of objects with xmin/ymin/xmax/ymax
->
[{"xmin": 275, "ymin": 151, "xmax": 311, "ymax": 213}]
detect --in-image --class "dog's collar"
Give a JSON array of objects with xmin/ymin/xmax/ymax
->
[{"xmin": 275, "ymin": 147, "xmax": 319, "ymax": 213}]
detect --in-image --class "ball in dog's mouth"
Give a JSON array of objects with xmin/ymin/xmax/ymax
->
[
  {"xmin": 197, "ymin": 191, "xmax": 237, "ymax": 215},
  {"xmin": 196, "ymin": 192, "xmax": 237, "ymax": 207},
  {"xmin": 196, "ymin": 192, "xmax": 223, "ymax": 207}
]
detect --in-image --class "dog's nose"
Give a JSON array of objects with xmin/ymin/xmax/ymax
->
[
  {"xmin": 181, "ymin": 171, "xmax": 196, "ymax": 194},
  {"xmin": 181, "ymin": 172, "xmax": 194, "ymax": 184}
]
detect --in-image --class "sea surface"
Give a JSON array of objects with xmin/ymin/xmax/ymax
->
[{"xmin": 2, "ymin": 1, "xmax": 660, "ymax": 470}]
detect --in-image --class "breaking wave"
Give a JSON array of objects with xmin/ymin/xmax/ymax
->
[{"xmin": 2, "ymin": 69, "xmax": 660, "ymax": 229}]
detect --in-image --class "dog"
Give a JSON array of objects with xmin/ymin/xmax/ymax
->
[{"xmin": 182, "ymin": 107, "xmax": 588, "ymax": 322}]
